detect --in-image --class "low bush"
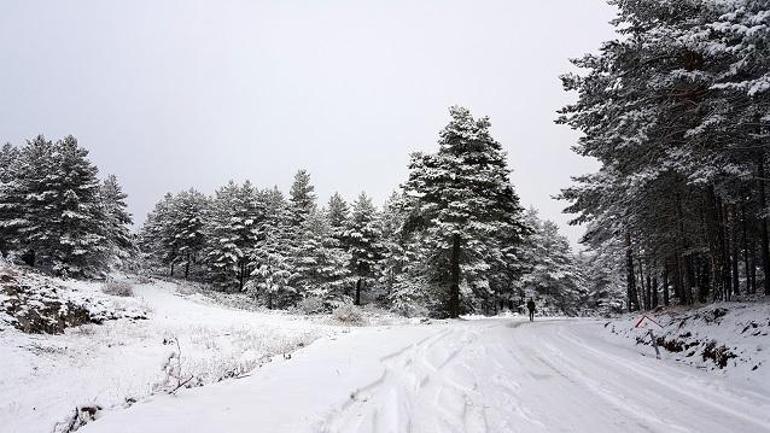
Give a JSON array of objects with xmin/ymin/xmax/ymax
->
[
  {"xmin": 102, "ymin": 281, "xmax": 134, "ymax": 297},
  {"xmin": 299, "ymin": 296, "xmax": 326, "ymax": 315},
  {"xmin": 332, "ymin": 303, "xmax": 365, "ymax": 325}
]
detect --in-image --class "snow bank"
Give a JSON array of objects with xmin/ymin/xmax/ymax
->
[
  {"xmin": 0, "ymin": 267, "xmax": 342, "ymax": 433},
  {"xmin": 604, "ymin": 300, "xmax": 770, "ymax": 386},
  {"xmin": 0, "ymin": 265, "xmax": 148, "ymax": 334}
]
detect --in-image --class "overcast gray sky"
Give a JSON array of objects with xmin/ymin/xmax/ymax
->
[{"xmin": 0, "ymin": 0, "xmax": 616, "ymax": 246}]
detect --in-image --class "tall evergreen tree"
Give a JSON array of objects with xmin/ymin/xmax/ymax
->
[
  {"xmin": 0, "ymin": 143, "xmax": 21, "ymax": 256},
  {"xmin": 290, "ymin": 209, "xmax": 350, "ymax": 306},
  {"xmin": 99, "ymin": 174, "xmax": 134, "ymax": 268},
  {"xmin": 289, "ymin": 169, "xmax": 316, "ymax": 226},
  {"xmin": 249, "ymin": 187, "xmax": 295, "ymax": 308},
  {"xmin": 139, "ymin": 193, "xmax": 178, "ymax": 274},
  {"xmin": 205, "ymin": 181, "xmax": 263, "ymax": 292},
  {"xmin": 171, "ymin": 189, "xmax": 209, "ymax": 279},
  {"xmin": 326, "ymin": 192, "xmax": 350, "ymax": 241},
  {"xmin": 401, "ymin": 106, "xmax": 527, "ymax": 317},
  {"xmin": 13, "ymin": 135, "xmax": 108, "ymax": 276},
  {"xmin": 516, "ymin": 208, "xmax": 587, "ymax": 315},
  {"xmin": 344, "ymin": 192, "xmax": 382, "ymax": 305},
  {"xmin": 558, "ymin": 0, "xmax": 770, "ymax": 306}
]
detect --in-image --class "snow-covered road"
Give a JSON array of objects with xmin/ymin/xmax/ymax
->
[{"xmin": 83, "ymin": 319, "xmax": 770, "ymax": 433}]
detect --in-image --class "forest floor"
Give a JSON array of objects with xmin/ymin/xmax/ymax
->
[
  {"xmin": 3, "ymin": 266, "xmax": 770, "ymax": 433},
  {"xmin": 80, "ymin": 317, "xmax": 770, "ymax": 433}
]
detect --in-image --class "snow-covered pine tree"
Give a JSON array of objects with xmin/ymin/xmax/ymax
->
[
  {"xmin": 171, "ymin": 189, "xmax": 209, "ymax": 279},
  {"xmin": 249, "ymin": 187, "xmax": 295, "ymax": 308},
  {"xmin": 558, "ymin": 0, "xmax": 770, "ymax": 306},
  {"xmin": 290, "ymin": 208, "xmax": 350, "ymax": 307},
  {"xmin": 401, "ymin": 106, "xmax": 527, "ymax": 317},
  {"xmin": 374, "ymin": 191, "xmax": 428, "ymax": 315},
  {"xmin": 344, "ymin": 192, "xmax": 382, "ymax": 305},
  {"xmin": 0, "ymin": 143, "xmax": 21, "ymax": 256},
  {"xmin": 139, "ymin": 193, "xmax": 178, "ymax": 275},
  {"xmin": 99, "ymin": 174, "xmax": 134, "ymax": 269},
  {"xmin": 13, "ymin": 136, "xmax": 108, "ymax": 276},
  {"xmin": 10, "ymin": 135, "xmax": 56, "ymax": 267},
  {"xmin": 204, "ymin": 180, "xmax": 263, "ymax": 292},
  {"xmin": 516, "ymin": 208, "xmax": 587, "ymax": 316},
  {"xmin": 326, "ymin": 192, "xmax": 350, "ymax": 242},
  {"xmin": 289, "ymin": 169, "xmax": 316, "ymax": 227}
]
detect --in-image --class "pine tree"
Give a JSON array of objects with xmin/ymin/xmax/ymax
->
[
  {"xmin": 0, "ymin": 143, "xmax": 21, "ymax": 256},
  {"xmin": 99, "ymin": 174, "xmax": 134, "ymax": 268},
  {"xmin": 326, "ymin": 192, "xmax": 350, "ymax": 241},
  {"xmin": 289, "ymin": 169, "xmax": 316, "ymax": 227},
  {"xmin": 516, "ymin": 209, "xmax": 587, "ymax": 315},
  {"xmin": 290, "ymin": 209, "xmax": 350, "ymax": 307},
  {"xmin": 13, "ymin": 136, "xmax": 108, "ymax": 276},
  {"xmin": 204, "ymin": 181, "xmax": 263, "ymax": 291},
  {"xmin": 344, "ymin": 192, "xmax": 382, "ymax": 305},
  {"xmin": 249, "ymin": 186, "xmax": 295, "ymax": 308},
  {"xmin": 558, "ymin": 0, "xmax": 770, "ymax": 306},
  {"xmin": 401, "ymin": 106, "xmax": 527, "ymax": 317},
  {"xmin": 139, "ymin": 193, "xmax": 178, "ymax": 274},
  {"xmin": 171, "ymin": 189, "xmax": 209, "ymax": 279}
]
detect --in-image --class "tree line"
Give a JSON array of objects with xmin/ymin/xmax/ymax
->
[
  {"xmin": 559, "ymin": 0, "xmax": 770, "ymax": 311},
  {"xmin": 139, "ymin": 107, "xmax": 594, "ymax": 317},
  {"xmin": 0, "ymin": 109, "xmax": 601, "ymax": 317}
]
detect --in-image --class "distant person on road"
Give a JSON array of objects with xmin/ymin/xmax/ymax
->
[{"xmin": 526, "ymin": 298, "xmax": 536, "ymax": 322}]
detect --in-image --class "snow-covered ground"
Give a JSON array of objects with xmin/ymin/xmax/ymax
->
[
  {"xmin": 604, "ymin": 300, "xmax": 770, "ymax": 385},
  {"xmin": 78, "ymin": 318, "xmax": 770, "ymax": 433},
  {"xmin": 0, "ymin": 274, "xmax": 341, "ymax": 433},
  {"xmin": 4, "ymin": 267, "xmax": 770, "ymax": 433}
]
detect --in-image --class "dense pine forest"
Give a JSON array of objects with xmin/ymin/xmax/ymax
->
[{"xmin": 558, "ymin": 0, "xmax": 770, "ymax": 310}]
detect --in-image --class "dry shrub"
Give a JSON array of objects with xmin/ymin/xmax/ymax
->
[{"xmin": 102, "ymin": 281, "xmax": 134, "ymax": 297}]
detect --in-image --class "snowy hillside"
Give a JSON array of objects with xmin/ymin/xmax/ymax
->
[
  {"xmin": 0, "ymin": 265, "xmax": 343, "ymax": 433},
  {"xmin": 603, "ymin": 300, "xmax": 770, "ymax": 388}
]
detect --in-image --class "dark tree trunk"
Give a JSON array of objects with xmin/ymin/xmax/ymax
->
[
  {"xmin": 652, "ymin": 276, "xmax": 659, "ymax": 308},
  {"xmin": 448, "ymin": 233, "xmax": 462, "ymax": 318},
  {"xmin": 170, "ymin": 262, "xmax": 174, "ymax": 277},
  {"xmin": 625, "ymin": 232, "xmax": 639, "ymax": 312},
  {"xmin": 184, "ymin": 253, "xmax": 190, "ymax": 279},
  {"xmin": 238, "ymin": 261, "xmax": 246, "ymax": 292},
  {"xmin": 355, "ymin": 278, "xmax": 362, "ymax": 306},
  {"xmin": 758, "ymin": 155, "xmax": 770, "ymax": 295}
]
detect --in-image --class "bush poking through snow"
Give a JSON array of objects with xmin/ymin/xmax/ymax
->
[
  {"xmin": 101, "ymin": 281, "xmax": 134, "ymax": 297},
  {"xmin": 332, "ymin": 303, "xmax": 365, "ymax": 325},
  {"xmin": 155, "ymin": 336, "xmax": 196, "ymax": 394},
  {"xmin": 299, "ymin": 296, "xmax": 326, "ymax": 315}
]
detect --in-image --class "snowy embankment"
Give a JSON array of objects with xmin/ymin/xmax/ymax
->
[
  {"xmin": 0, "ymin": 265, "xmax": 344, "ymax": 433},
  {"xmin": 603, "ymin": 300, "xmax": 770, "ymax": 387}
]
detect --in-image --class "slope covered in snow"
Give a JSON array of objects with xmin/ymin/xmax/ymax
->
[
  {"xmin": 0, "ymin": 268, "xmax": 341, "ymax": 433},
  {"xmin": 604, "ymin": 300, "xmax": 770, "ymax": 387}
]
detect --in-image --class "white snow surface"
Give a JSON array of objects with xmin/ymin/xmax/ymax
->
[
  {"xmin": 0, "ymin": 277, "xmax": 340, "ymax": 433},
  {"xmin": 79, "ymin": 318, "xmax": 770, "ymax": 433}
]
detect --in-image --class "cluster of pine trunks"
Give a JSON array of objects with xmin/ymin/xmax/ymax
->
[{"xmin": 625, "ymin": 160, "xmax": 770, "ymax": 312}]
